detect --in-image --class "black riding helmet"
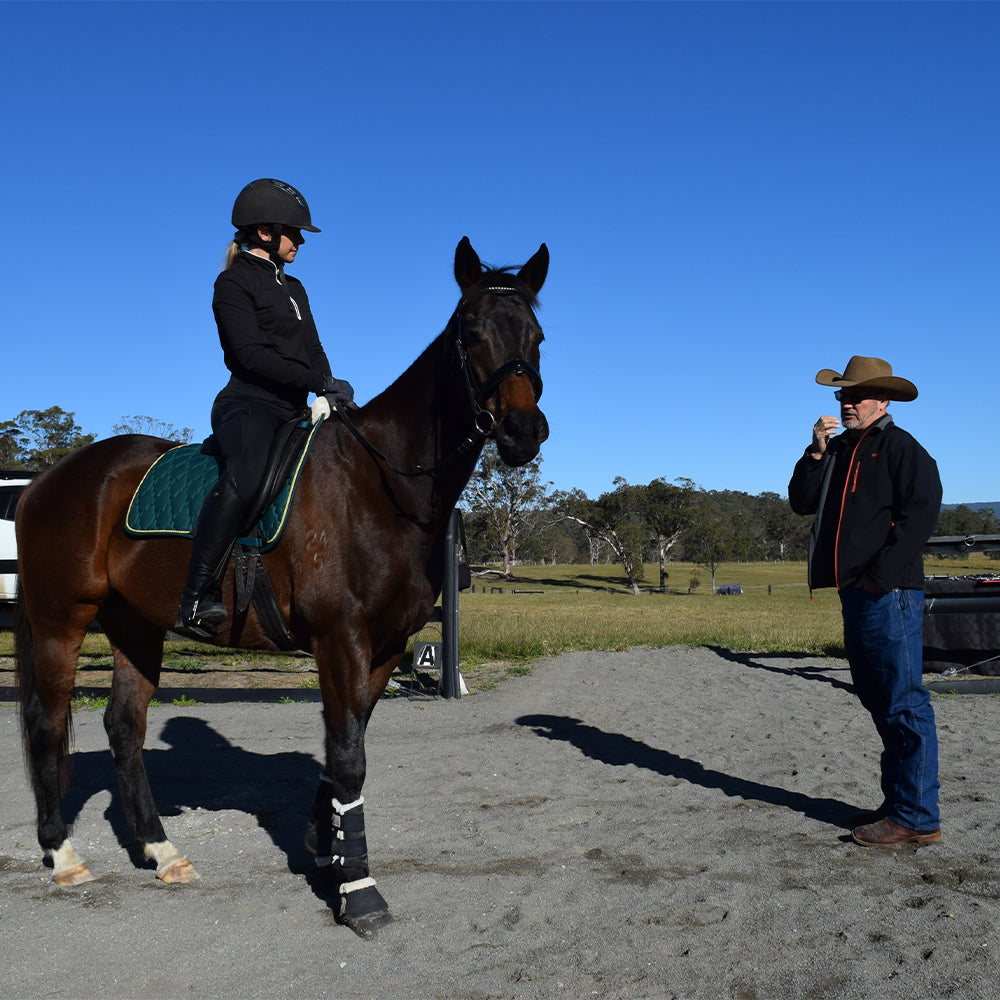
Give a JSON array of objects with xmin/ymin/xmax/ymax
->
[{"xmin": 232, "ymin": 178, "xmax": 320, "ymax": 252}]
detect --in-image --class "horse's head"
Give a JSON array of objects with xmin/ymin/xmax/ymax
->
[{"xmin": 453, "ymin": 237, "xmax": 550, "ymax": 467}]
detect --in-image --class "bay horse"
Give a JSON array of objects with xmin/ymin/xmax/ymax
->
[{"xmin": 14, "ymin": 237, "xmax": 548, "ymax": 935}]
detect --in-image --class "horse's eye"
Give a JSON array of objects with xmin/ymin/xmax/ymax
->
[{"xmin": 461, "ymin": 321, "xmax": 483, "ymax": 343}]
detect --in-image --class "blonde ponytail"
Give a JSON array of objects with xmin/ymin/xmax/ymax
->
[{"xmin": 222, "ymin": 237, "xmax": 243, "ymax": 271}]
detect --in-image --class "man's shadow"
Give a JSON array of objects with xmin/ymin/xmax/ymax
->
[
  {"xmin": 60, "ymin": 716, "xmax": 340, "ymax": 910},
  {"xmin": 516, "ymin": 714, "xmax": 857, "ymax": 829},
  {"xmin": 708, "ymin": 646, "xmax": 856, "ymax": 694}
]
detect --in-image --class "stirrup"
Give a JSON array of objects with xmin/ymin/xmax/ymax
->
[{"xmin": 174, "ymin": 597, "xmax": 228, "ymax": 640}]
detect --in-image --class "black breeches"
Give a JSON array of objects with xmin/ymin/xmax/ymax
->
[{"xmin": 210, "ymin": 395, "xmax": 295, "ymax": 503}]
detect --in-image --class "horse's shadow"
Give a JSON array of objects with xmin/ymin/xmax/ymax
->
[
  {"xmin": 516, "ymin": 714, "xmax": 857, "ymax": 829},
  {"xmin": 61, "ymin": 716, "xmax": 337, "ymax": 902}
]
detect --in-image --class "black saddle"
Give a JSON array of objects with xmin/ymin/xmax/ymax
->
[{"xmin": 200, "ymin": 414, "xmax": 313, "ymax": 540}]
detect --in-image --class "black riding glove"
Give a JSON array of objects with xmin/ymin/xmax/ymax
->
[{"xmin": 322, "ymin": 376, "xmax": 358, "ymax": 411}]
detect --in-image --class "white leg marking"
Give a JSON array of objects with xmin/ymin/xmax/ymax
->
[
  {"xmin": 144, "ymin": 840, "xmax": 201, "ymax": 883},
  {"xmin": 50, "ymin": 840, "xmax": 95, "ymax": 886}
]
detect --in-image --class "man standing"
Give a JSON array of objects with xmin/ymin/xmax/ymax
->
[{"xmin": 789, "ymin": 356, "xmax": 943, "ymax": 846}]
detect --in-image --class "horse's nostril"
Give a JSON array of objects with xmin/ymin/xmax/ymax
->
[
  {"xmin": 537, "ymin": 413, "xmax": 550, "ymax": 445},
  {"xmin": 495, "ymin": 409, "xmax": 548, "ymax": 465}
]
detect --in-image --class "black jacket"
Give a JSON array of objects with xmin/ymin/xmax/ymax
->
[
  {"xmin": 212, "ymin": 251, "xmax": 331, "ymax": 411},
  {"xmin": 788, "ymin": 415, "xmax": 942, "ymax": 592}
]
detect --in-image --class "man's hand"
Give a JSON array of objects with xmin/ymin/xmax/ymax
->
[{"xmin": 809, "ymin": 415, "xmax": 841, "ymax": 459}]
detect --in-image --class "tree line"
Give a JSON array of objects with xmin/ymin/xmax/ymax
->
[
  {"xmin": 460, "ymin": 443, "xmax": 814, "ymax": 593},
  {"xmin": 0, "ymin": 406, "xmax": 192, "ymax": 470},
  {"xmin": 460, "ymin": 443, "xmax": 1000, "ymax": 591},
  {"xmin": 3, "ymin": 408, "xmax": 995, "ymax": 591}
]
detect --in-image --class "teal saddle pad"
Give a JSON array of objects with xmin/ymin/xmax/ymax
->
[{"xmin": 124, "ymin": 421, "xmax": 321, "ymax": 552}]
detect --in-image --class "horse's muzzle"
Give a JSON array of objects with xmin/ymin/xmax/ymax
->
[{"xmin": 495, "ymin": 407, "xmax": 549, "ymax": 467}]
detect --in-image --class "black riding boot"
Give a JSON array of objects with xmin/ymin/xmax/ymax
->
[{"xmin": 175, "ymin": 474, "xmax": 248, "ymax": 640}]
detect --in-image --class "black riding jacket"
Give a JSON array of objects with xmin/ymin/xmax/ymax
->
[
  {"xmin": 788, "ymin": 415, "xmax": 942, "ymax": 592},
  {"xmin": 212, "ymin": 251, "xmax": 331, "ymax": 411}
]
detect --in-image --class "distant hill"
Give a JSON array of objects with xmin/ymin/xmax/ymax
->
[{"xmin": 941, "ymin": 502, "xmax": 1000, "ymax": 512}]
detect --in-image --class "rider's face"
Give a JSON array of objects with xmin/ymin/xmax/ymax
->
[
  {"xmin": 255, "ymin": 226, "xmax": 304, "ymax": 264},
  {"xmin": 275, "ymin": 228, "xmax": 304, "ymax": 264}
]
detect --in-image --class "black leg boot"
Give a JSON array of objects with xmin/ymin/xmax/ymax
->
[{"xmin": 175, "ymin": 474, "xmax": 248, "ymax": 640}]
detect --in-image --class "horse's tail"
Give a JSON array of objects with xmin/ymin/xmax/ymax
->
[
  {"xmin": 14, "ymin": 587, "xmax": 74, "ymax": 781},
  {"xmin": 13, "ymin": 586, "xmax": 36, "ymax": 731}
]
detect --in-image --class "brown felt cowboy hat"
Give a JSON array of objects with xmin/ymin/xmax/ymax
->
[{"xmin": 815, "ymin": 356, "xmax": 918, "ymax": 401}]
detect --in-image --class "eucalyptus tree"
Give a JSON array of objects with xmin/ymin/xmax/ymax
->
[
  {"xmin": 0, "ymin": 406, "xmax": 96, "ymax": 470},
  {"xmin": 111, "ymin": 415, "xmax": 195, "ymax": 443},
  {"xmin": 460, "ymin": 441, "xmax": 552, "ymax": 575},
  {"xmin": 641, "ymin": 477, "xmax": 697, "ymax": 588},
  {"xmin": 560, "ymin": 478, "xmax": 649, "ymax": 594}
]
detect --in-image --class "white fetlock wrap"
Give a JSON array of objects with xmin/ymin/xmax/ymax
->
[
  {"xmin": 332, "ymin": 795, "xmax": 364, "ymax": 815},
  {"xmin": 312, "ymin": 792, "xmax": 365, "ymax": 868},
  {"xmin": 340, "ymin": 876, "xmax": 377, "ymax": 895}
]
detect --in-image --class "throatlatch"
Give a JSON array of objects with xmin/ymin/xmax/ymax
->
[{"xmin": 305, "ymin": 774, "xmax": 389, "ymax": 927}]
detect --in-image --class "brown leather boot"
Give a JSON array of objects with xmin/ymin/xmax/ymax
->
[{"xmin": 851, "ymin": 817, "xmax": 941, "ymax": 847}]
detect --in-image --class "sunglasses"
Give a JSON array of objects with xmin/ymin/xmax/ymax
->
[{"xmin": 834, "ymin": 390, "xmax": 875, "ymax": 404}]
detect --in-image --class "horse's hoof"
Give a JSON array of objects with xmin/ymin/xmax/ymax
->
[
  {"xmin": 53, "ymin": 862, "xmax": 95, "ymax": 886},
  {"xmin": 157, "ymin": 858, "xmax": 201, "ymax": 884},
  {"xmin": 337, "ymin": 880, "xmax": 393, "ymax": 938},
  {"xmin": 144, "ymin": 840, "xmax": 200, "ymax": 883},
  {"xmin": 339, "ymin": 909, "xmax": 394, "ymax": 939},
  {"xmin": 49, "ymin": 842, "xmax": 95, "ymax": 886}
]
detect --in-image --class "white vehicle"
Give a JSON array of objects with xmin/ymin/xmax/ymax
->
[{"xmin": 1, "ymin": 473, "xmax": 35, "ymax": 603}]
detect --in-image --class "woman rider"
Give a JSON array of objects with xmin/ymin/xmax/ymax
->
[{"xmin": 175, "ymin": 178, "xmax": 355, "ymax": 639}]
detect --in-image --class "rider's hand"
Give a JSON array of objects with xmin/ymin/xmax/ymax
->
[
  {"xmin": 310, "ymin": 396, "xmax": 331, "ymax": 425},
  {"xmin": 322, "ymin": 376, "xmax": 358, "ymax": 411}
]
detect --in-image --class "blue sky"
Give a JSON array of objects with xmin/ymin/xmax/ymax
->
[{"xmin": 3, "ymin": 1, "xmax": 997, "ymax": 503}]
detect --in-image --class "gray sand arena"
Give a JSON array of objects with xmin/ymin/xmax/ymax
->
[{"xmin": 2, "ymin": 647, "xmax": 998, "ymax": 1000}]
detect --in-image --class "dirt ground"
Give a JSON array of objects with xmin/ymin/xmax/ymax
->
[
  {"xmin": 0, "ymin": 654, "xmax": 318, "ymax": 692},
  {"xmin": 2, "ymin": 646, "xmax": 999, "ymax": 1000},
  {"xmin": 0, "ymin": 652, "xmax": 517, "ymax": 699}
]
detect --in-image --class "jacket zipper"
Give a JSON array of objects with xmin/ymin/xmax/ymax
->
[
  {"xmin": 832, "ymin": 425, "xmax": 875, "ymax": 590},
  {"xmin": 243, "ymin": 249, "xmax": 300, "ymax": 319}
]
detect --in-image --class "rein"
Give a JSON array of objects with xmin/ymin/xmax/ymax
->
[{"xmin": 336, "ymin": 286, "xmax": 543, "ymax": 479}]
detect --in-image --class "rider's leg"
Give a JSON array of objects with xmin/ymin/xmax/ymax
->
[
  {"xmin": 175, "ymin": 471, "xmax": 247, "ymax": 639},
  {"xmin": 174, "ymin": 395, "xmax": 284, "ymax": 639}
]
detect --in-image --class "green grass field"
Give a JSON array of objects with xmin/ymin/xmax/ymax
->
[
  {"xmin": 453, "ymin": 560, "xmax": 842, "ymax": 663},
  {"xmin": 3, "ymin": 554, "xmax": 996, "ymax": 683},
  {"xmin": 441, "ymin": 554, "xmax": 1000, "ymax": 665}
]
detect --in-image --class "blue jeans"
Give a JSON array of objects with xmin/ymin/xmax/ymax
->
[{"xmin": 840, "ymin": 587, "xmax": 940, "ymax": 830}]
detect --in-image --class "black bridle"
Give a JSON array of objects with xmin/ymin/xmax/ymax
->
[
  {"xmin": 454, "ymin": 285, "xmax": 544, "ymax": 437},
  {"xmin": 336, "ymin": 285, "xmax": 543, "ymax": 479}
]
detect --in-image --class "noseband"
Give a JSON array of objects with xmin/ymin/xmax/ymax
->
[{"xmin": 454, "ymin": 285, "xmax": 544, "ymax": 436}]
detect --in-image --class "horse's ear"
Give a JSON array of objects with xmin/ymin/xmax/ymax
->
[
  {"xmin": 454, "ymin": 237, "xmax": 483, "ymax": 292},
  {"xmin": 517, "ymin": 243, "xmax": 549, "ymax": 295}
]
